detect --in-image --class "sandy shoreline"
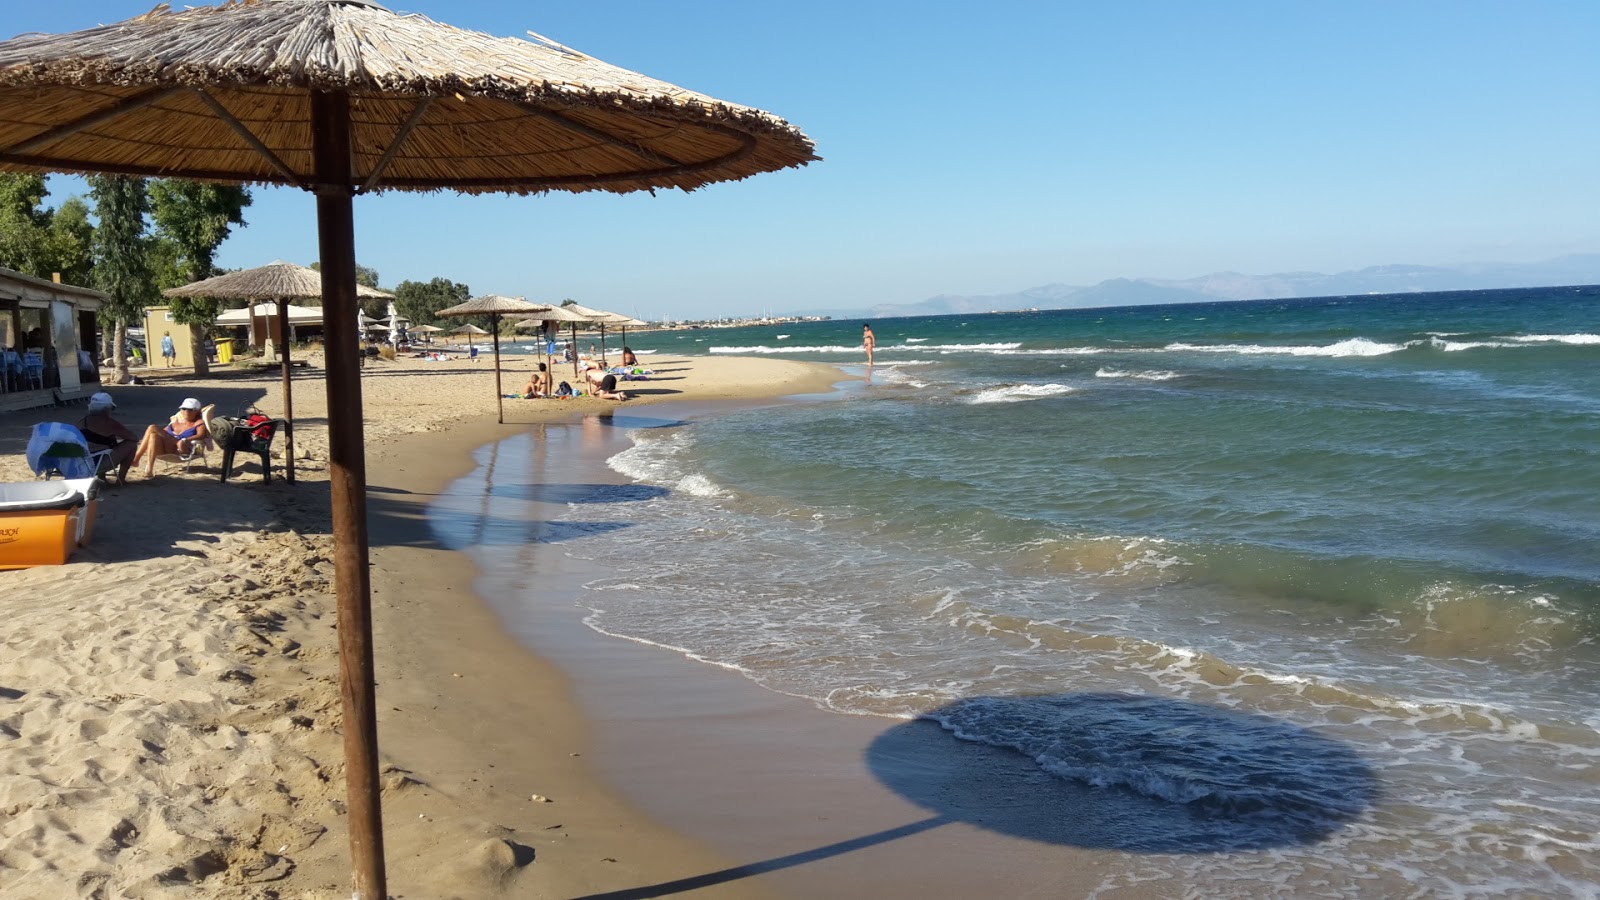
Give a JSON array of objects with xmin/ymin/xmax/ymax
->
[{"xmin": 0, "ymin": 352, "xmax": 842, "ymax": 898}]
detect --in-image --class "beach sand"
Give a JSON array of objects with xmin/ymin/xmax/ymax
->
[
  {"xmin": 2, "ymin": 349, "xmax": 1118, "ymax": 899},
  {"xmin": 0, "ymin": 351, "xmax": 833, "ymax": 898}
]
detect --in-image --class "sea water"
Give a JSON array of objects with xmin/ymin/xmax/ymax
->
[{"xmin": 454, "ymin": 287, "xmax": 1600, "ymax": 897}]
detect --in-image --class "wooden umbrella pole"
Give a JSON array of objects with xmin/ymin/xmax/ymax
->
[
  {"xmin": 276, "ymin": 296, "xmax": 296, "ymax": 484},
  {"xmin": 312, "ymin": 89, "xmax": 387, "ymax": 900},
  {"xmin": 599, "ymin": 323, "xmax": 608, "ymax": 368},
  {"xmin": 570, "ymin": 323, "xmax": 580, "ymax": 383},
  {"xmin": 492, "ymin": 313, "xmax": 504, "ymax": 424}
]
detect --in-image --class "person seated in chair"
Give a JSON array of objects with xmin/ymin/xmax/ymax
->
[
  {"xmin": 132, "ymin": 397, "xmax": 209, "ymax": 478},
  {"xmin": 78, "ymin": 392, "xmax": 138, "ymax": 485}
]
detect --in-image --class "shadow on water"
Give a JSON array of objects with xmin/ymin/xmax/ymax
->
[
  {"xmin": 870, "ymin": 693, "xmax": 1380, "ymax": 853},
  {"xmin": 577, "ymin": 693, "xmax": 1379, "ymax": 899}
]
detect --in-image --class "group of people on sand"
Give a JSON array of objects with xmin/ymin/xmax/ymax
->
[
  {"xmin": 520, "ymin": 347, "xmax": 640, "ymax": 401},
  {"xmin": 76, "ymin": 392, "xmax": 210, "ymax": 485}
]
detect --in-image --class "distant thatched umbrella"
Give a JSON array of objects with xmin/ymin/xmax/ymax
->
[
  {"xmin": 437, "ymin": 295, "xmax": 543, "ymax": 423},
  {"xmin": 562, "ymin": 301, "xmax": 634, "ymax": 366},
  {"xmin": 512, "ymin": 303, "xmax": 596, "ymax": 381},
  {"xmin": 0, "ymin": 4, "xmax": 814, "ymax": 895},
  {"xmin": 165, "ymin": 260, "xmax": 393, "ymax": 482},
  {"xmin": 408, "ymin": 323, "xmax": 442, "ymax": 344}
]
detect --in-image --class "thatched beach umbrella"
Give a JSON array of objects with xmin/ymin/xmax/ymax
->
[
  {"xmin": 513, "ymin": 302, "xmax": 594, "ymax": 382},
  {"xmin": 562, "ymin": 301, "xmax": 632, "ymax": 366},
  {"xmin": 0, "ymin": 3, "xmax": 814, "ymax": 895},
  {"xmin": 612, "ymin": 315, "xmax": 651, "ymax": 357},
  {"xmin": 409, "ymin": 323, "xmax": 442, "ymax": 344},
  {"xmin": 165, "ymin": 259, "xmax": 393, "ymax": 481},
  {"xmin": 438, "ymin": 295, "xmax": 543, "ymax": 424},
  {"xmin": 449, "ymin": 322, "xmax": 489, "ymax": 344}
]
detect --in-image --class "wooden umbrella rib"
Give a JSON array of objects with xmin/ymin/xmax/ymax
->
[
  {"xmin": 358, "ymin": 95, "xmax": 432, "ymax": 194},
  {"xmin": 193, "ymin": 87, "xmax": 306, "ymax": 187},
  {"xmin": 1, "ymin": 85, "xmax": 187, "ymax": 155},
  {"xmin": 514, "ymin": 102, "xmax": 685, "ymax": 169}
]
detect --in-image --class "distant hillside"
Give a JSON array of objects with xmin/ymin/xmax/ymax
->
[{"xmin": 801, "ymin": 254, "xmax": 1600, "ymax": 319}]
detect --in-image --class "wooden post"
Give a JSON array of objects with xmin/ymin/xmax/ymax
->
[
  {"xmin": 276, "ymin": 296, "xmax": 297, "ymax": 484},
  {"xmin": 312, "ymin": 89, "xmax": 387, "ymax": 900},
  {"xmin": 492, "ymin": 313, "xmax": 504, "ymax": 424}
]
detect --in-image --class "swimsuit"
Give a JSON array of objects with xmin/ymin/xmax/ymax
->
[{"xmin": 167, "ymin": 421, "xmax": 202, "ymax": 441}]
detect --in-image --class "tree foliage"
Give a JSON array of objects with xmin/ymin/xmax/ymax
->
[
  {"xmin": 393, "ymin": 277, "xmax": 470, "ymax": 328},
  {"xmin": 0, "ymin": 174, "xmax": 95, "ymax": 284},
  {"xmin": 148, "ymin": 180, "xmax": 251, "ymax": 375},
  {"xmin": 89, "ymin": 175, "xmax": 159, "ymax": 381},
  {"xmin": 88, "ymin": 175, "xmax": 158, "ymax": 322}
]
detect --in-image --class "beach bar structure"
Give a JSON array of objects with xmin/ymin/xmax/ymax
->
[{"xmin": 0, "ymin": 266, "xmax": 104, "ymax": 412}]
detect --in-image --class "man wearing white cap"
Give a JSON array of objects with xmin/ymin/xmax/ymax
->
[
  {"xmin": 77, "ymin": 392, "xmax": 138, "ymax": 484},
  {"xmin": 132, "ymin": 396, "xmax": 210, "ymax": 479}
]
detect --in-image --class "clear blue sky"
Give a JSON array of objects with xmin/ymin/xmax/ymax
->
[{"xmin": 14, "ymin": 2, "xmax": 1600, "ymax": 319}]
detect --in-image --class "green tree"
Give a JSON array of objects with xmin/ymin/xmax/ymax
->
[
  {"xmin": 47, "ymin": 197, "xmax": 95, "ymax": 287},
  {"xmin": 0, "ymin": 174, "xmax": 52, "ymax": 276},
  {"xmin": 149, "ymin": 179, "xmax": 251, "ymax": 375},
  {"xmin": 392, "ymin": 277, "xmax": 470, "ymax": 328},
  {"xmin": 88, "ymin": 175, "xmax": 159, "ymax": 384},
  {"xmin": 0, "ymin": 174, "xmax": 94, "ymax": 284}
]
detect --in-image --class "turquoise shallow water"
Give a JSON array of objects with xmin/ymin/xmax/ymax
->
[{"xmin": 459, "ymin": 286, "xmax": 1600, "ymax": 896}]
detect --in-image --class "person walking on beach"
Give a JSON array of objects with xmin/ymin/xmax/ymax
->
[
  {"xmin": 160, "ymin": 331, "xmax": 176, "ymax": 367},
  {"xmin": 862, "ymin": 323, "xmax": 876, "ymax": 367}
]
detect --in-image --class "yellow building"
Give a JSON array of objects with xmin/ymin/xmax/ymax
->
[{"xmin": 141, "ymin": 307, "xmax": 200, "ymax": 369}]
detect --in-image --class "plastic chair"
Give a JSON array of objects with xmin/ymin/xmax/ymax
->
[
  {"xmin": 26, "ymin": 423, "xmax": 110, "ymax": 480},
  {"xmin": 21, "ymin": 351, "xmax": 44, "ymax": 390},
  {"xmin": 155, "ymin": 404, "xmax": 217, "ymax": 474},
  {"xmin": 217, "ymin": 416, "xmax": 287, "ymax": 484}
]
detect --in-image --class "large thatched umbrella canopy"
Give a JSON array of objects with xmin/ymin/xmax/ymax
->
[
  {"xmin": 165, "ymin": 260, "xmax": 393, "ymax": 481},
  {"xmin": 436, "ymin": 294, "xmax": 543, "ymax": 423},
  {"xmin": 0, "ymin": 3, "xmax": 814, "ymax": 896}
]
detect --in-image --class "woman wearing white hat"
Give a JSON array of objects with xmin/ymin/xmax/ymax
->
[
  {"xmin": 132, "ymin": 396, "xmax": 209, "ymax": 479},
  {"xmin": 77, "ymin": 391, "xmax": 138, "ymax": 484}
]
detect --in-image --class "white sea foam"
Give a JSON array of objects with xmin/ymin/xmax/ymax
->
[
  {"xmin": 966, "ymin": 383, "xmax": 1076, "ymax": 404},
  {"xmin": 606, "ymin": 431, "xmax": 729, "ymax": 498},
  {"xmin": 1095, "ymin": 368, "xmax": 1182, "ymax": 381},
  {"xmin": 710, "ymin": 344, "xmax": 862, "ymax": 354},
  {"xmin": 1430, "ymin": 336, "xmax": 1520, "ymax": 352},
  {"xmin": 776, "ymin": 334, "xmax": 791, "ymax": 339},
  {"xmin": 1166, "ymin": 337, "xmax": 1406, "ymax": 357},
  {"xmin": 906, "ymin": 337, "xmax": 929, "ymax": 343},
  {"xmin": 1505, "ymin": 333, "xmax": 1600, "ymax": 345}
]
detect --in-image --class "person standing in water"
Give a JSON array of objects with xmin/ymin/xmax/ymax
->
[{"xmin": 863, "ymin": 323, "xmax": 876, "ymax": 366}]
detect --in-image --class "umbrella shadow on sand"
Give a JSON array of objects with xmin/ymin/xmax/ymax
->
[{"xmin": 576, "ymin": 693, "xmax": 1379, "ymax": 900}]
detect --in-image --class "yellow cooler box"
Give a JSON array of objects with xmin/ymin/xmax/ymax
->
[{"xmin": 0, "ymin": 478, "xmax": 99, "ymax": 569}]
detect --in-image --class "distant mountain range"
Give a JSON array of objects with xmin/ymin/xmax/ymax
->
[{"xmin": 804, "ymin": 254, "xmax": 1600, "ymax": 320}]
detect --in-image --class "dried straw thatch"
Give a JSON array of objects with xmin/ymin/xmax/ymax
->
[
  {"xmin": 0, "ymin": 0, "xmax": 818, "ymax": 194},
  {"xmin": 407, "ymin": 323, "xmax": 443, "ymax": 333},
  {"xmin": 450, "ymin": 323, "xmax": 489, "ymax": 335},
  {"xmin": 163, "ymin": 260, "xmax": 393, "ymax": 301},
  {"xmin": 434, "ymin": 294, "xmax": 542, "ymax": 318},
  {"xmin": 510, "ymin": 303, "xmax": 594, "ymax": 325},
  {"xmin": 560, "ymin": 301, "xmax": 629, "ymax": 323}
]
